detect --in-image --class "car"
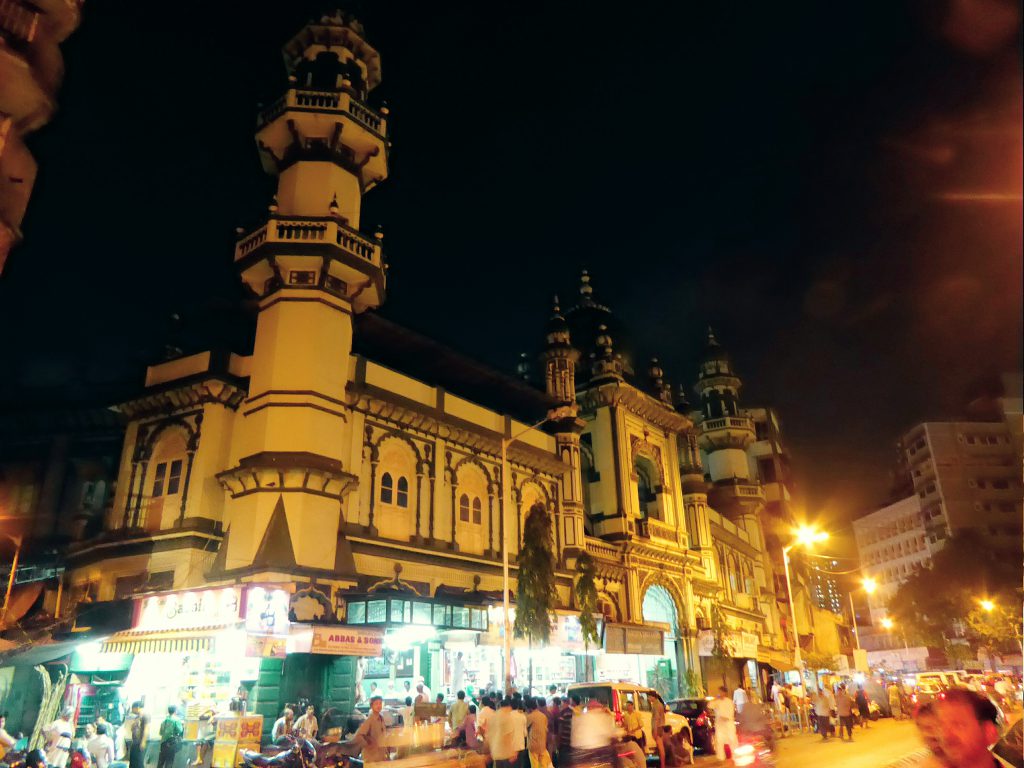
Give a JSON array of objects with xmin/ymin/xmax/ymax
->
[
  {"xmin": 666, "ymin": 698, "xmax": 715, "ymax": 754},
  {"xmin": 911, "ymin": 682, "xmax": 946, "ymax": 707},
  {"xmin": 566, "ymin": 682, "xmax": 692, "ymax": 754}
]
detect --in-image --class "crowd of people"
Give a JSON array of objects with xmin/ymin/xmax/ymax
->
[
  {"xmin": 344, "ymin": 687, "xmax": 697, "ymax": 768},
  {"xmin": 0, "ymin": 702, "xmax": 184, "ymax": 768}
]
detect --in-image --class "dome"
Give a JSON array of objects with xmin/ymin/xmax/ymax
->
[{"xmin": 564, "ymin": 270, "xmax": 637, "ymax": 382}]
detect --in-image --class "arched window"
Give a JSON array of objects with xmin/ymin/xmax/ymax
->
[
  {"xmin": 728, "ymin": 556, "xmax": 740, "ymax": 593},
  {"xmin": 472, "ymin": 497, "xmax": 482, "ymax": 524},
  {"xmin": 380, "ymin": 472, "xmax": 394, "ymax": 504},
  {"xmin": 459, "ymin": 493, "xmax": 470, "ymax": 522},
  {"xmin": 396, "ymin": 476, "xmax": 409, "ymax": 508}
]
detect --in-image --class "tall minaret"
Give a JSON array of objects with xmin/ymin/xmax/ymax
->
[
  {"xmin": 217, "ymin": 12, "xmax": 389, "ymax": 574},
  {"xmin": 695, "ymin": 328, "xmax": 754, "ymax": 487},
  {"xmin": 541, "ymin": 297, "xmax": 586, "ymax": 558}
]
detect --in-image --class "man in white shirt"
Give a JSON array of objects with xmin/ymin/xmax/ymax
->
[
  {"xmin": 476, "ymin": 696, "xmax": 495, "ymax": 740},
  {"xmin": 88, "ymin": 724, "xmax": 116, "ymax": 768},
  {"xmin": 733, "ymin": 685, "xmax": 749, "ymax": 715},
  {"xmin": 45, "ymin": 708, "xmax": 75, "ymax": 768},
  {"xmin": 707, "ymin": 687, "xmax": 737, "ymax": 762}
]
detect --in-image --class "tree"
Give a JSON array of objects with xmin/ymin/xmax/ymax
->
[
  {"xmin": 574, "ymin": 551, "xmax": 601, "ymax": 652},
  {"xmin": 888, "ymin": 530, "xmax": 1023, "ymax": 646},
  {"xmin": 943, "ymin": 639, "xmax": 974, "ymax": 669},
  {"xmin": 967, "ymin": 602, "xmax": 1024, "ymax": 670},
  {"xmin": 803, "ymin": 651, "xmax": 834, "ymax": 691},
  {"xmin": 514, "ymin": 502, "xmax": 558, "ymax": 691},
  {"xmin": 706, "ymin": 603, "xmax": 734, "ymax": 689}
]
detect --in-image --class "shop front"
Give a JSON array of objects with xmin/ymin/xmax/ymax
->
[
  {"xmin": 339, "ymin": 588, "xmax": 492, "ymax": 701},
  {"xmin": 98, "ymin": 585, "xmax": 264, "ymax": 765},
  {"xmin": 596, "ymin": 623, "xmax": 670, "ymax": 694},
  {"xmin": 697, "ymin": 628, "xmax": 760, "ymax": 694}
]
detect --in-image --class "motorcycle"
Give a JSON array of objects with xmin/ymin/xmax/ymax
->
[
  {"xmin": 263, "ymin": 734, "xmax": 366, "ymax": 768},
  {"xmin": 241, "ymin": 738, "xmax": 318, "ymax": 768},
  {"xmin": 732, "ymin": 736, "xmax": 775, "ymax": 767}
]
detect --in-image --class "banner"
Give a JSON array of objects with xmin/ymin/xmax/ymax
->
[{"xmin": 311, "ymin": 625, "xmax": 384, "ymax": 656}]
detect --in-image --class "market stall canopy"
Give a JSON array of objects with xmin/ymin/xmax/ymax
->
[
  {"xmin": 0, "ymin": 581, "xmax": 43, "ymax": 629},
  {"xmin": 0, "ymin": 636, "xmax": 83, "ymax": 667},
  {"xmin": 101, "ymin": 625, "xmax": 232, "ymax": 654}
]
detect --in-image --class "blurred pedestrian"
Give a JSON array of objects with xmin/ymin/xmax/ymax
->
[
  {"xmin": 526, "ymin": 698, "xmax": 550, "ymax": 768},
  {"xmin": 888, "ymin": 681, "xmax": 904, "ymax": 721},
  {"xmin": 835, "ymin": 684, "xmax": 854, "ymax": 742},
  {"xmin": 707, "ymin": 687, "xmax": 738, "ymax": 762},
  {"xmin": 812, "ymin": 687, "xmax": 835, "ymax": 741},
  {"xmin": 854, "ymin": 685, "xmax": 871, "ymax": 730},
  {"xmin": 156, "ymin": 706, "xmax": 183, "ymax": 768}
]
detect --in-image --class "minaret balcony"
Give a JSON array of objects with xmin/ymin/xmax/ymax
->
[
  {"xmin": 697, "ymin": 415, "xmax": 755, "ymax": 451},
  {"xmin": 235, "ymin": 214, "xmax": 383, "ymax": 267},
  {"xmin": 258, "ymin": 87, "xmax": 388, "ymax": 136},
  {"xmin": 709, "ymin": 478, "xmax": 766, "ymax": 511}
]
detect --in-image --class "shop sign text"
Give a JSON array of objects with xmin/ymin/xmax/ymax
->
[
  {"xmin": 135, "ymin": 587, "xmax": 242, "ymax": 631},
  {"xmin": 311, "ymin": 625, "xmax": 384, "ymax": 657}
]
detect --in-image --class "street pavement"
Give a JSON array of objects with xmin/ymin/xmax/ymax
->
[{"xmin": 693, "ymin": 717, "xmax": 929, "ymax": 767}]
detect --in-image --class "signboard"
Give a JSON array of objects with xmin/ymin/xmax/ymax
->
[
  {"xmin": 245, "ymin": 634, "xmax": 287, "ymax": 659},
  {"xmin": 697, "ymin": 630, "xmax": 758, "ymax": 658},
  {"xmin": 245, "ymin": 587, "xmax": 291, "ymax": 636},
  {"xmin": 605, "ymin": 624, "xmax": 664, "ymax": 656},
  {"xmin": 135, "ymin": 587, "xmax": 242, "ymax": 631},
  {"xmin": 311, "ymin": 625, "xmax": 384, "ymax": 656}
]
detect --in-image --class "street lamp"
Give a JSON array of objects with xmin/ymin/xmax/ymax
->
[
  {"xmin": 501, "ymin": 417, "xmax": 549, "ymax": 690},
  {"xmin": 782, "ymin": 526, "xmax": 828, "ymax": 675},
  {"xmin": 979, "ymin": 599, "xmax": 995, "ymax": 613},
  {"xmin": 881, "ymin": 616, "xmax": 909, "ymax": 651},
  {"xmin": 848, "ymin": 577, "xmax": 878, "ymax": 651}
]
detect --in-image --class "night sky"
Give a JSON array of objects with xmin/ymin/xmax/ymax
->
[{"xmin": 2, "ymin": 1, "xmax": 1021, "ymax": 535}]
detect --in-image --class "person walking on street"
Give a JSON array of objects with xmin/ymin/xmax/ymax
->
[
  {"xmin": 157, "ymin": 706, "xmax": 183, "ymax": 768},
  {"xmin": 650, "ymin": 693, "xmax": 667, "ymax": 768},
  {"xmin": 812, "ymin": 687, "xmax": 835, "ymax": 741},
  {"xmin": 526, "ymin": 698, "xmax": 550, "ymax": 768},
  {"xmin": 555, "ymin": 697, "xmax": 573, "ymax": 768},
  {"xmin": 835, "ymin": 685, "xmax": 855, "ymax": 742},
  {"xmin": 854, "ymin": 686, "xmax": 871, "ymax": 730},
  {"xmin": 888, "ymin": 681, "xmax": 904, "ymax": 721},
  {"xmin": 127, "ymin": 703, "xmax": 149, "ymax": 768},
  {"xmin": 489, "ymin": 698, "xmax": 520, "ymax": 768},
  {"xmin": 355, "ymin": 696, "xmax": 388, "ymax": 763},
  {"xmin": 45, "ymin": 707, "xmax": 76, "ymax": 768},
  {"xmin": 733, "ymin": 685, "xmax": 748, "ymax": 717},
  {"xmin": 450, "ymin": 692, "xmax": 470, "ymax": 731},
  {"xmin": 707, "ymin": 687, "xmax": 738, "ymax": 762}
]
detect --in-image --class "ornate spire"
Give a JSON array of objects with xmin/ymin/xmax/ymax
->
[
  {"xmin": 590, "ymin": 324, "xmax": 624, "ymax": 381},
  {"xmin": 545, "ymin": 294, "xmax": 571, "ymax": 348},
  {"xmin": 647, "ymin": 357, "xmax": 674, "ymax": 406}
]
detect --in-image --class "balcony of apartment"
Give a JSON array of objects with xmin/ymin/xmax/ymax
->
[
  {"xmin": 235, "ymin": 214, "xmax": 383, "ymax": 268},
  {"xmin": 635, "ymin": 516, "xmax": 680, "ymax": 544},
  {"xmin": 257, "ymin": 87, "xmax": 388, "ymax": 137},
  {"xmin": 697, "ymin": 415, "xmax": 756, "ymax": 452}
]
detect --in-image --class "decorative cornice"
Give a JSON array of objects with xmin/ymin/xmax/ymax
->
[
  {"xmin": 347, "ymin": 384, "xmax": 566, "ymax": 476},
  {"xmin": 216, "ymin": 451, "xmax": 359, "ymax": 500},
  {"xmin": 578, "ymin": 381, "xmax": 692, "ymax": 433},
  {"xmin": 116, "ymin": 378, "xmax": 247, "ymax": 421}
]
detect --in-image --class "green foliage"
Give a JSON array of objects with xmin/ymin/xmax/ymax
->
[
  {"xmin": 514, "ymin": 502, "xmax": 558, "ymax": 645},
  {"xmin": 574, "ymin": 551, "xmax": 601, "ymax": 651},
  {"xmin": 943, "ymin": 639, "xmax": 974, "ymax": 668},
  {"xmin": 679, "ymin": 668, "xmax": 704, "ymax": 699},
  {"xmin": 888, "ymin": 530, "xmax": 1023, "ymax": 647},
  {"xmin": 803, "ymin": 650, "xmax": 835, "ymax": 690},
  {"xmin": 967, "ymin": 603, "xmax": 1023, "ymax": 655},
  {"xmin": 706, "ymin": 603, "xmax": 734, "ymax": 687}
]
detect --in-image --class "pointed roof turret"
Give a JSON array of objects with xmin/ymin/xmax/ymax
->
[
  {"xmin": 545, "ymin": 295, "xmax": 572, "ymax": 349},
  {"xmin": 702, "ymin": 326, "xmax": 730, "ymax": 363},
  {"xmin": 590, "ymin": 324, "xmax": 624, "ymax": 381},
  {"xmin": 647, "ymin": 357, "xmax": 674, "ymax": 406}
]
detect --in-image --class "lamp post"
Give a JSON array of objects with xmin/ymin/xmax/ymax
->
[
  {"xmin": 849, "ymin": 577, "xmax": 877, "ymax": 651},
  {"xmin": 782, "ymin": 526, "xmax": 829, "ymax": 676},
  {"xmin": 501, "ymin": 417, "xmax": 549, "ymax": 690}
]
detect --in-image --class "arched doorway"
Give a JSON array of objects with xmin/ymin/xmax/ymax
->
[{"xmin": 641, "ymin": 584, "xmax": 684, "ymax": 699}]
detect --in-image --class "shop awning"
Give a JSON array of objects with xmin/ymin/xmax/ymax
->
[
  {"xmin": 101, "ymin": 625, "xmax": 233, "ymax": 654},
  {"xmin": 0, "ymin": 582, "xmax": 44, "ymax": 629},
  {"xmin": 0, "ymin": 637, "xmax": 85, "ymax": 667}
]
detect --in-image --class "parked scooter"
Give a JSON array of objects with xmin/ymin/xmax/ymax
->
[{"xmin": 241, "ymin": 738, "xmax": 317, "ymax": 768}]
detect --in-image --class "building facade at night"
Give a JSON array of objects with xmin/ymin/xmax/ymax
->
[
  {"xmin": 0, "ymin": 0, "xmax": 82, "ymax": 271},
  {"xmin": 0, "ymin": 11, "xmax": 851, "ymax": 742}
]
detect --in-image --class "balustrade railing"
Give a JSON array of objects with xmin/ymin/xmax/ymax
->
[
  {"xmin": 257, "ymin": 88, "xmax": 387, "ymax": 135},
  {"xmin": 700, "ymin": 415, "xmax": 755, "ymax": 432},
  {"xmin": 235, "ymin": 216, "xmax": 382, "ymax": 266}
]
